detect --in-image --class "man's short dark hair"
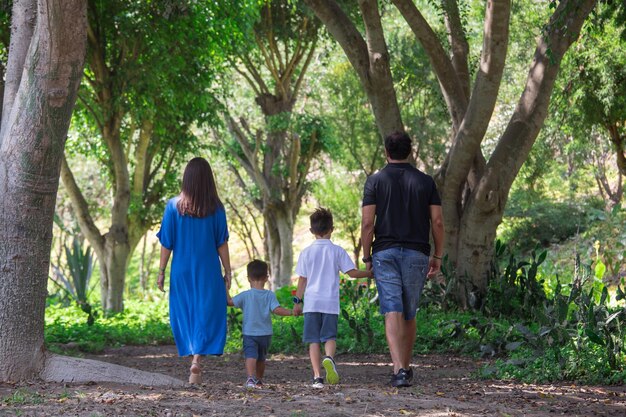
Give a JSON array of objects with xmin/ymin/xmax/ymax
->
[
  {"xmin": 310, "ymin": 207, "xmax": 333, "ymax": 236},
  {"xmin": 247, "ymin": 259, "xmax": 268, "ymax": 280},
  {"xmin": 384, "ymin": 131, "xmax": 412, "ymax": 160}
]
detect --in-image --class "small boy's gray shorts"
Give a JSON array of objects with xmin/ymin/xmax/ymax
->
[{"xmin": 242, "ymin": 334, "xmax": 272, "ymax": 361}]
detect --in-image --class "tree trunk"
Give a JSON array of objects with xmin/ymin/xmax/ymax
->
[
  {"xmin": 264, "ymin": 203, "xmax": 295, "ymax": 289},
  {"xmin": 450, "ymin": 0, "xmax": 597, "ymax": 305},
  {"xmin": 0, "ymin": 0, "xmax": 87, "ymax": 382},
  {"xmin": 99, "ymin": 232, "xmax": 131, "ymax": 312}
]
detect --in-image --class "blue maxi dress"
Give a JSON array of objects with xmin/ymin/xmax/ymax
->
[{"xmin": 157, "ymin": 197, "xmax": 229, "ymax": 356}]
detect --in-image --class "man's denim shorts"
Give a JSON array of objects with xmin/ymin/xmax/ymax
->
[
  {"xmin": 373, "ymin": 247, "xmax": 429, "ymax": 320},
  {"xmin": 303, "ymin": 312, "xmax": 338, "ymax": 343},
  {"xmin": 242, "ymin": 334, "xmax": 272, "ymax": 361}
]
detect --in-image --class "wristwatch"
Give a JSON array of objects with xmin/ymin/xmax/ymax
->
[
  {"xmin": 292, "ymin": 296, "xmax": 303, "ymax": 304},
  {"xmin": 362, "ymin": 256, "xmax": 372, "ymax": 263}
]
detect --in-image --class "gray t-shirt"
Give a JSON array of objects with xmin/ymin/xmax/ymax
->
[{"xmin": 232, "ymin": 288, "xmax": 280, "ymax": 336}]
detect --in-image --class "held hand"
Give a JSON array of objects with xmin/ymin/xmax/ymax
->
[
  {"xmin": 293, "ymin": 303, "xmax": 303, "ymax": 316},
  {"xmin": 365, "ymin": 261, "xmax": 373, "ymax": 272},
  {"xmin": 157, "ymin": 273, "xmax": 165, "ymax": 293}
]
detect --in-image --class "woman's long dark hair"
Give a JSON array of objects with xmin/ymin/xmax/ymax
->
[{"xmin": 177, "ymin": 157, "xmax": 222, "ymax": 217}]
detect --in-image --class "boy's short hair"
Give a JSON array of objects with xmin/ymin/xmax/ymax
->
[
  {"xmin": 247, "ymin": 259, "xmax": 269, "ymax": 281},
  {"xmin": 384, "ymin": 131, "xmax": 412, "ymax": 160},
  {"xmin": 310, "ymin": 207, "xmax": 333, "ymax": 235}
]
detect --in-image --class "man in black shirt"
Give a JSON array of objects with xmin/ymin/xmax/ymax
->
[{"xmin": 361, "ymin": 131, "xmax": 444, "ymax": 387}]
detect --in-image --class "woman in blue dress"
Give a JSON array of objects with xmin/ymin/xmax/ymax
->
[{"xmin": 156, "ymin": 157, "xmax": 232, "ymax": 384}]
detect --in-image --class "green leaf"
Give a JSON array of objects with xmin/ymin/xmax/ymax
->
[
  {"xmin": 505, "ymin": 341, "xmax": 523, "ymax": 351},
  {"xmin": 595, "ymin": 260, "xmax": 606, "ymax": 280},
  {"xmin": 585, "ymin": 328, "xmax": 606, "ymax": 346},
  {"xmin": 606, "ymin": 311, "xmax": 622, "ymax": 325}
]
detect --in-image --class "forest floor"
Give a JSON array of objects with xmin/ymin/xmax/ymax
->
[{"xmin": 0, "ymin": 345, "xmax": 625, "ymax": 417}]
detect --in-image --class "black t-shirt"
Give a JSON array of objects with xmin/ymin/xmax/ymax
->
[{"xmin": 362, "ymin": 163, "xmax": 441, "ymax": 256}]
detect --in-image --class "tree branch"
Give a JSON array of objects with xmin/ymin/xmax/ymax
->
[
  {"xmin": 0, "ymin": 0, "xmax": 36, "ymax": 135},
  {"xmin": 77, "ymin": 93, "xmax": 104, "ymax": 132},
  {"xmin": 439, "ymin": 0, "xmax": 511, "ymax": 208},
  {"xmin": 482, "ymin": 0, "xmax": 597, "ymax": 209},
  {"xmin": 442, "ymin": 0, "xmax": 471, "ymax": 98},
  {"xmin": 391, "ymin": 0, "xmax": 467, "ymax": 128},
  {"xmin": 303, "ymin": 0, "xmax": 370, "ymax": 83},
  {"xmin": 132, "ymin": 119, "xmax": 152, "ymax": 195},
  {"xmin": 60, "ymin": 155, "xmax": 105, "ymax": 257}
]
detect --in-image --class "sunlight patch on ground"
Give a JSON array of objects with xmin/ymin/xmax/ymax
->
[
  {"xmin": 339, "ymin": 360, "xmax": 392, "ymax": 367},
  {"xmin": 133, "ymin": 353, "xmax": 175, "ymax": 359}
]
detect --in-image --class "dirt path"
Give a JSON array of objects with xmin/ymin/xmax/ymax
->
[{"xmin": 1, "ymin": 345, "xmax": 625, "ymax": 416}]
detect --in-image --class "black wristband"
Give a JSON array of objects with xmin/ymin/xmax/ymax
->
[{"xmin": 362, "ymin": 256, "xmax": 372, "ymax": 263}]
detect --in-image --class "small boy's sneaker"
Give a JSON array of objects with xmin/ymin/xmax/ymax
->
[
  {"xmin": 311, "ymin": 377, "xmax": 324, "ymax": 389},
  {"xmin": 322, "ymin": 356, "xmax": 340, "ymax": 385},
  {"xmin": 390, "ymin": 368, "xmax": 411, "ymax": 388},
  {"xmin": 246, "ymin": 377, "xmax": 259, "ymax": 389}
]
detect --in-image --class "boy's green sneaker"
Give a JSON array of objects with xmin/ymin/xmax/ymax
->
[{"xmin": 322, "ymin": 356, "xmax": 340, "ymax": 385}]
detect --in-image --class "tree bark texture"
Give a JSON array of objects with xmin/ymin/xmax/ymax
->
[{"xmin": 0, "ymin": 0, "xmax": 87, "ymax": 381}]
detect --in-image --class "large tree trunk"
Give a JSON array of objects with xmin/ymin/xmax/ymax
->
[
  {"xmin": 0, "ymin": 0, "xmax": 87, "ymax": 382},
  {"xmin": 451, "ymin": 0, "xmax": 597, "ymax": 306}
]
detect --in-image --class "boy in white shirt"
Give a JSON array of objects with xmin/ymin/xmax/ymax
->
[{"xmin": 293, "ymin": 207, "xmax": 372, "ymax": 388}]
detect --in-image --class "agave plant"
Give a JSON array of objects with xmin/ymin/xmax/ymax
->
[{"xmin": 50, "ymin": 237, "xmax": 96, "ymax": 325}]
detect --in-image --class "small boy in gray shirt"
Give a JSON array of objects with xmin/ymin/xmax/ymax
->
[{"xmin": 227, "ymin": 260, "xmax": 292, "ymax": 388}]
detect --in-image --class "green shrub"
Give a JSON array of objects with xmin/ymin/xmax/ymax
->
[
  {"xmin": 499, "ymin": 199, "xmax": 593, "ymax": 254},
  {"xmin": 45, "ymin": 299, "xmax": 173, "ymax": 353}
]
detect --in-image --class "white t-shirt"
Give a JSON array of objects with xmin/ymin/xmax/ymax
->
[{"xmin": 295, "ymin": 239, "xmax": 355, "ymax": 314}]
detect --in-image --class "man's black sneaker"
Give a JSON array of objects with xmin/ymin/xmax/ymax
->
[{"xmin": 391, "ymin": 368, "xmax": 412, "ymax": 388}]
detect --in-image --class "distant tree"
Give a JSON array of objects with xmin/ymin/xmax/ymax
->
[
  {"xmin": 0, "ymin": 0, "xmax": 87, "ymax": 381},
  {"xmin": 556, "ymin": 5, "xmax": 625, "ymax": 207},
  {"xmin": 313, "ymin": 170, "xmax": 364, "ymax": 265},
  {"xmin": 219, "ymin": 0, "xmax": 332, "ymax": 288},
  {"xmin": 60, "ymin": 0, "xmax": 255, "ymax": 311}
]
